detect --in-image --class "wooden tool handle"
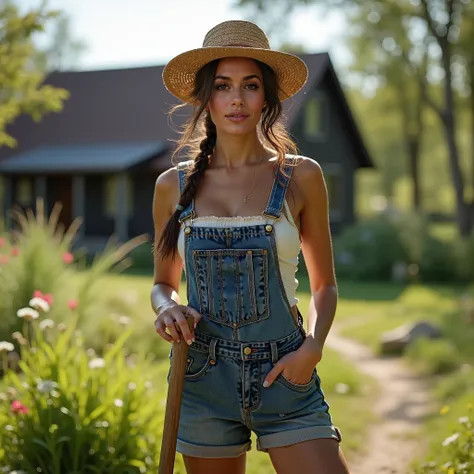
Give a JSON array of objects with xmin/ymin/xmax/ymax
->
[{"xmin": 158, "ymin": 316, "xmax": 194, "ymax": 474}]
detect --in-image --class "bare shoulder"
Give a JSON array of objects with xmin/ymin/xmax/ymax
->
[
  {"xmin": 153, "ymin": 166, "xmax": 180, "ymax": 215},
  {"xmin": 291, "ymin": 155, "xmax": 325, "ymax": 192}
]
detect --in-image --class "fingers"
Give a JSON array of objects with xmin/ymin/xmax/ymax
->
[
  {"xmin": 155, "ymin": 305, "xmax": 201, "ymax": 344},
  {"xmin": 186, "ymin": 306, "xmax": 202, "ymax": 329},
  {"xmin": 173, "ymin": 310, "xmax": 194, "ymax": 346},
  {"xmin": 154, "ymin": 319, "xmax": 173, "ymax": 343},
  {"xmin": 263, "ymin": 361, "xmax": 284, "ymax": 388}
]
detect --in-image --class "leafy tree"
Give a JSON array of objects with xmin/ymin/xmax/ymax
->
[
  {"xmin": 0, "ymin": 1, "xmax": 69, "ymax": 149},
  {"xmin": 236, "ymin": 0, "xmax": 474, "ymax": 235}
]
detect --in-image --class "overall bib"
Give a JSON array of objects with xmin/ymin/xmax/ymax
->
[{"xmin": 172, "ymin": 158, "xmax": 341, "ymax": 458}]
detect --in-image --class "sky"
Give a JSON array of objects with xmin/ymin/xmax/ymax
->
[{"xmin": 17, "ymin": 0, "xmax": 350, "ymax": 72}]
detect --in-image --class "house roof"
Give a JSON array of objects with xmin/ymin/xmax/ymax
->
[
  {"xmin": 0, "ymin": 142, "xmax": 167, "ymax": 174},
  {"xmin": 0, "ymin": 53, "xmax": 373, "ymax": 170}
]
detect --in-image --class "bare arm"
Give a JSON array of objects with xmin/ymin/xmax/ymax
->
[
  {"xmin": 263, "ymin": 157, "xmax": 337, "ymax": 387},
  {"xmin": 297, "ymin": 158, "xmax": 337, "ymax": 355},
  {"xmin": 151, "ymin": 167, "xmax": 200, "ymax": 344}
]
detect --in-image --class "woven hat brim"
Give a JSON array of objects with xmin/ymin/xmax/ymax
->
[{"xmin": 162, "ymin": 47, "xmax": 308, "ymax": 103}]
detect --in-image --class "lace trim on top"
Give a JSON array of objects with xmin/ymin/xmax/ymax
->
[
  {"xmin": 190, "ymin": 215, "xmax": 266, "ymax": 227},
  {"xmin": 188, "ymin": 201, "xmax": 297, "ymax": 229}
]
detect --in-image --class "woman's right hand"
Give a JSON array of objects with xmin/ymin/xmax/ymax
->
[{"xmin": 154, "ymin": 302, "xmax": 201, "ymax": 345}]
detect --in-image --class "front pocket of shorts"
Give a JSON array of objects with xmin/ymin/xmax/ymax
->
[
  {"xmin": 184, "ymin": 350, "xmax": 213, "ymax": 381},
  {"xmin": 192, "ymin": 248, "xmax": 269, "ymax": 328},
  {"xmin": 276, "ymin": 369, "xmax": 318, "ymax": 393}
]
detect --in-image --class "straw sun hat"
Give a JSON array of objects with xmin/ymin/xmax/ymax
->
[{"xmin": 162, "ymin": 20, "xmax": 308, "ymax": 103}]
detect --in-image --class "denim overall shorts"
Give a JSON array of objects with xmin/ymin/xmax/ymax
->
[{"xmin": 173, "ymin": 158, "xmax": 342, "ymax": 458}]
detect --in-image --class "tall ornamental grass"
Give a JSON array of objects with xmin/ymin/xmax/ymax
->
[{"xmin": 0, "ymin": 199, "xmax": 147, "ymax": 348}]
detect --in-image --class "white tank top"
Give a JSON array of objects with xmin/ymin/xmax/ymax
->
[{"xmin": 178, "ymin": 199, "xmax": 301, "ymax": 307}]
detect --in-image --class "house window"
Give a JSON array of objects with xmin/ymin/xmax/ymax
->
[
  {"xmin": 304, "ymin": 95, "xmax": 327, "ymax": 140},
  {"xmin": 104, "ymin": 174, "xmax": 133, "ymax": 218},
  {"xmin": 16, "ymin": 177, "xmax": 33, "ymax": 206},
  {"xmin": 323, "ymin": 165, "xmax": 343, "ymax": 221}
]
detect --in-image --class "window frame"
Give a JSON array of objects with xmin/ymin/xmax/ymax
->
[
  {"xmin": 322, "ymin": 163, "xmax": 343, "ymax": 222},
  {"xmin": 303, "ymin": 92, "xmax": 328, "ymax": 141}
]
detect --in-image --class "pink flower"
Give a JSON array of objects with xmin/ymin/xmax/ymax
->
[
  {"xmin": 0, "ymin": 237, "xmax": 5, "ymax": 247},
  {"xmin": 11, "ymin": 248, "xmax": 20, "ymax": 256},
  {"xmin": 32, "ymin": 291, "xmax": 54, "ymax": 306},
  {"xmin": 62, "ymin": 252, "xmax": 74, "ymax": 264},
  {"xmin": 68, "ymin": 299, "xmax": 78, "ymax": 310},
  {"xmin": 0, "ymin": 255, "xmax": 9, "ymax": 265},
  {"xmin": 11, "ymin": 400, "xmax": 29, "ymax": 414},
  {"xmin": 43, "ymin": 293, "xmax": 53, "ymax": 305}
]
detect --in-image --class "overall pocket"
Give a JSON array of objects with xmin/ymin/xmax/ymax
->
[{"xmin": 192, "ymin": 248, "xmax": 269, "ymax": 328}]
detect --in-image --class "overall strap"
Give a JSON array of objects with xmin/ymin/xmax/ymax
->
[
  {"xmin": 263, "ymin": 156, "xmax": 297, "ymax": 220},
  {"xmin": 177, "ymin": 160, "xmax": 195, "ymax": 223}
]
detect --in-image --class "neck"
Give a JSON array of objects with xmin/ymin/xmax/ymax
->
[{"xmin": 211, "ymin": 132, "xmax": 268, "ymax": 169}]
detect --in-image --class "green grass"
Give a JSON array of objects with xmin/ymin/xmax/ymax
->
[{"xmin": 80, "ymin": 269, "xmax": 474, "ymax": 468}]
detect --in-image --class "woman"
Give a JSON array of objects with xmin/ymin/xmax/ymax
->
[{"xmin": 151, "ymin": 19, "xmax": 351, "ymax": 474}]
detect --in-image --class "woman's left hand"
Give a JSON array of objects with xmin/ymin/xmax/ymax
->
[{"xmin": 263, "ymin": 339, "xmax": 323, "ymax": 388}]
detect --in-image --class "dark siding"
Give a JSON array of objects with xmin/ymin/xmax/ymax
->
[
  {"xmin": 289, "ymin": 73, "xmax": 357, "ymax": 234},
  {"xmin": 128, "ymin": 173, "xmax": 157, "ymax": 238},
  {"xmin": 84, "ymin": 175, "xmax": 114, "ymax": 236}
]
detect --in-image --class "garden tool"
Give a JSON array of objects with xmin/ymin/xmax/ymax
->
[{"xmin": 158, "ymin": 316, "xmax": 194, "ymax": 474}]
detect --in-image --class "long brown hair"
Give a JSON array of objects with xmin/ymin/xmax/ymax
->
[{"xmin": 157, "ymin": 58, "xmax": 298, "ymax": 260}]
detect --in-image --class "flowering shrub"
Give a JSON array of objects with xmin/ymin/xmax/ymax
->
[
  {"xmin": 414, "ymin": 404, "xmax": 474, "ymax": 474},
  {"xmin": 0, "ymin": 199, "xmax": 147, "ymax": 350},
  {"xmin": 0, "ymin": 300, "xmax": 168, "ymax": 473}
]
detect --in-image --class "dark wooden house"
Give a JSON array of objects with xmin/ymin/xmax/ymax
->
[{"xmin": 0, "ymin": 53, "xmax": 373, "ymax": 249}]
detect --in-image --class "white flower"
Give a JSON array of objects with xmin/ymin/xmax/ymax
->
[
  {"xmin": 335, "ymin": 383, "xmax": 350, "ymax": 395},
  {"xmin": 442, "ymin": 432, "xmax": 460, "ymax": 446},
  {"xmin": 16, "ymin": 307, "xmax": 39, "ymax": 321},
  {"xmin": 88, "ymin": 358, "xmax": 106, "ymax": 369},
  {"xmin": 39, "ymin": 319, "xmax": 55, "ymax": 331},
  {"xmin": 118, "ymin": 315, "xmax": 131, "ymax": 326},
  {"xmin": 114, "ymin": 399, "xmax": 123, "ymax": 407},
  {"xmin": 458, "ymin": 416, "xmax": 469, "ymax": 424},
  {"xmin": 29, "ymin": 297, "xmax": 50, "ymax": 312},
  {"xmin": 37, "ymin": 380, "xmax": 58, "ymax": 393},
  {"xmin": 0, "ymin": 341, "xmax": 14, "ymax": 352}
]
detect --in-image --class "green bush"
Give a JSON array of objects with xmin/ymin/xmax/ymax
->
[
  {"xmin": 417, "ymin": 234, "xmax": 457, "ymax": 282},
  {"xmin": 333, "ymin": 215, "xmax": 408, "ymax": 281},
  {"xmin": 0, "ymin": 305, "xmax": 167, "ymax": 473},
  {"xmin": 455, "ymin": 233, "xmax": 474, "ymax": 283},
  {"xmin": 414, "ymin": 405, "xmax": 474, "ymax": 474},
  {"xmin": 394, "ymin": 212, "xmax": 457, "ymax": 283},
  {"xmin": 405, "ymin": 337, "xmax": 462, "ymax": 375}
]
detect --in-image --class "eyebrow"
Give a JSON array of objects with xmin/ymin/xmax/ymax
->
[{"xmin": 214, "ymin": 74, "xmax": 261, "ymax": 82}]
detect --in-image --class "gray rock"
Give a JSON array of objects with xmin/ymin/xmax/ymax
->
[{"xmin": 380, "ymin": 321, "xmax": 443, "ymax": 355}]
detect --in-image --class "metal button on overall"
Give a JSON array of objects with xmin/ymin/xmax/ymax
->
[
  {"xmin": 184, "ymin": 226, "xmax": 191, "ymax": 235},
  {"xmin": 265, "ymin": 224, "xmax": 273, "ymax": 233},
  {"xmin": 243, "ymin": 347, "xmax": 252, "ymax": 355}
]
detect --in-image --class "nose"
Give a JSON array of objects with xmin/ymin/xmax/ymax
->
[{"xmin": 231, "ymin": 90, "xmax": 244, "ymax": 106}]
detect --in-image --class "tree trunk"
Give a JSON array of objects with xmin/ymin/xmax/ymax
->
[
  {"xmin": 441, "ymin": 47, "xmax": 472, "ymax": 236},
  {"xmin": 408, "ymin": 138, "xmax": 421, "ymax": 211},
  {"xmin": 399, "ymin": 76, "xmax": 424, "ymax": 212},
  {"xmin": 471, "ymin": 60, "xmax": 474, "ymax": 208}
]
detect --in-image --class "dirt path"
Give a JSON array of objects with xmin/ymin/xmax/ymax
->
[{"xmin": 326, "ymin": 326, "xmax": 432, "ymax": 474}]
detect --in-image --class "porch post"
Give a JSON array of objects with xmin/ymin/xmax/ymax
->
[
  {"xmin": 34, "ymin": 175, "xmax": 47, "ymax": 210},
  {"xmin": 2, "ymin": 176, "xmax": 12, "ymax": 230},
  {"xmin": 72, "ymin": 175, "xmax": 85, "ymax": 241},
  {"xmin": 114, "ymin": 173, "xmax": 128, "ymax": 242}
]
